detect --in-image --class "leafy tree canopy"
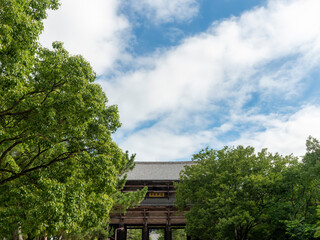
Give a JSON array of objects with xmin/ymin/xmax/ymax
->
[
  {"xmin": 176, "ymin": 141, "xmax": 320, "ymax": 240},
  {"xmin": 0, "ymin": 0, "xmax": 147, "ymax": 238}
]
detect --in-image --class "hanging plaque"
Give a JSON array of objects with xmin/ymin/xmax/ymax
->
[{"xmin": 149, "ymin": 192, "xmax": 165, "ymax": 198}]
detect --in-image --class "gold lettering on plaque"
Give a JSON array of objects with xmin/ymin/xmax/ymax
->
[{"xmin": 149, "ymin": 192, "xmax": 165, "ymax": 197}]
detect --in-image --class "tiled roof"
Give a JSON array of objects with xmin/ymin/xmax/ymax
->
[{"xmin": 126, "ymin": 161, "xmax": 194, "ymax": 180}]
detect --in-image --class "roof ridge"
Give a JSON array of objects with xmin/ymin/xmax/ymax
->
[{"xmin": 134, "ymin": 161, "xmax": 193, "ymax": 164}]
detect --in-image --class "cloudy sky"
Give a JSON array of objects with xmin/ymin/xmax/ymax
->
[{"xmin": 40, "ymin": 0, "xmax": 320, "ymax": 161}]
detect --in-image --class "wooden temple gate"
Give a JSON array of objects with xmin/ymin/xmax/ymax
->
[{"xmin": 109, "ymin": 162, "xmax": 194, "ymax": 240}]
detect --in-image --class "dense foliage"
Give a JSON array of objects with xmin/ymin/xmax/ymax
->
[
  {"xmin": 154, "ymin": 228, "xmax": 187, "ymax": 240},
  {"xmin": 176, "ymin": 138, "xmax": 320, "ymax": 240},
  {"xmin": 0, "ymin": 0, "xmax": 146, "ymax": 238},
  {"xmin": 127, "ymin": 229, "xmax": 143, "ymax": 240},
  {"xmin": 127, "ymin": 228, "xmax": 187, "ymax": 240}
]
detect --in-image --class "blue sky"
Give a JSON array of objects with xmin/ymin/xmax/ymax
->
[
  {"xmin": 122, "ymin": 0, "xmax": 267, "ymax": 56},
  {"xmin": 40, "ymin": 0, "xmax": 320, "ymax": 161}
]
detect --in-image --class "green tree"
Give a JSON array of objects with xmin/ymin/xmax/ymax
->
[
  {"xmin": 0, "ymin": 0, "xmax": 147, "ymax": 238},
  {"xmin": 280, "ymin": 137, "xmax": 320, "ymax": 240},
  {"xmin": 176, "ymin": 146, "xmax": 303, "ymax": 240},
  {"xmin": 154, "ymin": 228, "xmax": 186, "ymax": 240},
  {"xmin": 304, "ymin": 137, "xmax": 320, "ymax": 239},
  {"xmin": 172, "ymin": 229, "xmax": 187, "ymax": 240},
  {"xmin": 127, "ymin": 228, "xmax": 143, "ymax": 240}
]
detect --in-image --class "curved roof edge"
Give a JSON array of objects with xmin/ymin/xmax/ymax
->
[{"xmin": 134, "ymin": 161, "xmax": 193, "ymax": 164}]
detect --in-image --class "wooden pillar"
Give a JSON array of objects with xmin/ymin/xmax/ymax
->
[
  {"xmin": 165, "ymin": 225, "xmax": 172, "ymax": 240},
  {"xmin": 165, "ymin": 207, "xmax": 172, "ymax": 240},
  {"xmin": 117, "ymin": 224, "xmax": 126, "ymax": 240},
  {"xmin": 142, "ymin": 225, "xmax": 149, "ymax": 240},
  {"xmin": 142, "ymin": 207, "xmax": 148, "ymax": 240}
]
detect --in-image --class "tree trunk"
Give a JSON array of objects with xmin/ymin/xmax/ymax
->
[
  {"xmin": 12, "ymin": 226, "xmax": 23, "ymax": 240},
  {"xmin": 234, "ymin": 227, "xmax": 248, "ymax": 240}
]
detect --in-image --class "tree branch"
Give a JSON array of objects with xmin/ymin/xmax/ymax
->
[
  {"xmin": 0, "ymin": 141, "xmax": 22, "ymax": 166},
  {"xmin": 21, "ymin": 145, "xmax": 50, "ymax": 171},
  {"xmin": 0, "ymin": 90, "xmax": 43, "ymax": 116},
  {"xmin": 0, "ymin": 133, "xmax": 27, "ymax": 145},
  {"xmin": 0, "ymin": 168, "xmax": 16, "ymax": 174},
  {"xmin": 0, "ymin": 149, "xmax": 87, "ymax": 185}
]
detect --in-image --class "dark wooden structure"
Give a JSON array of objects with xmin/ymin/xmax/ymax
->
[{"xmin": 109, "ymin": 161, "xmax": 194, "ymax": 240}]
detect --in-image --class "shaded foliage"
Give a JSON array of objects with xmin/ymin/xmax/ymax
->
[
  {"xmin": 176, "ymin": 139, "xmax": 320, "ymax": 240},
  {"xmin": 127, "ymin": 229, "xmax": 143, "ymax": 240},
  {"xmin": 0, "ymin": 0, "xmax": 147, "ymax": 238},
  {"xmin": 154, "ymin": 228, "xmax": 187, "ymax": 240}
]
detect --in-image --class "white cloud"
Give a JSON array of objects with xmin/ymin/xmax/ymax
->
[
  {"xmin": 102, "ymin": 0, "xmax": 320, "ymax": 130},
  {"xmin": 119, "ymin": 105, "xmax": 320, "ymax": 160},
  {"xmin": 38, "ymin": 0, "xmax": 320, "ymax": 160},
  {"xmin": 230, "ymin": 106, "xmax": 320, "ymax": 157},
  {"xmin": 127, "ymin": 0, "xmax": 199, "ymax": 24},
  {"xmin": 100, "ymin": 0, "xmax": 320, "ymax": 160},
  {"xmin": 119, "ymin": 128, "xmax": 212, "ymax": 161},
  {"xmin": 39, "ymin": 0, "xmax": 130, "ymax": 75}
]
